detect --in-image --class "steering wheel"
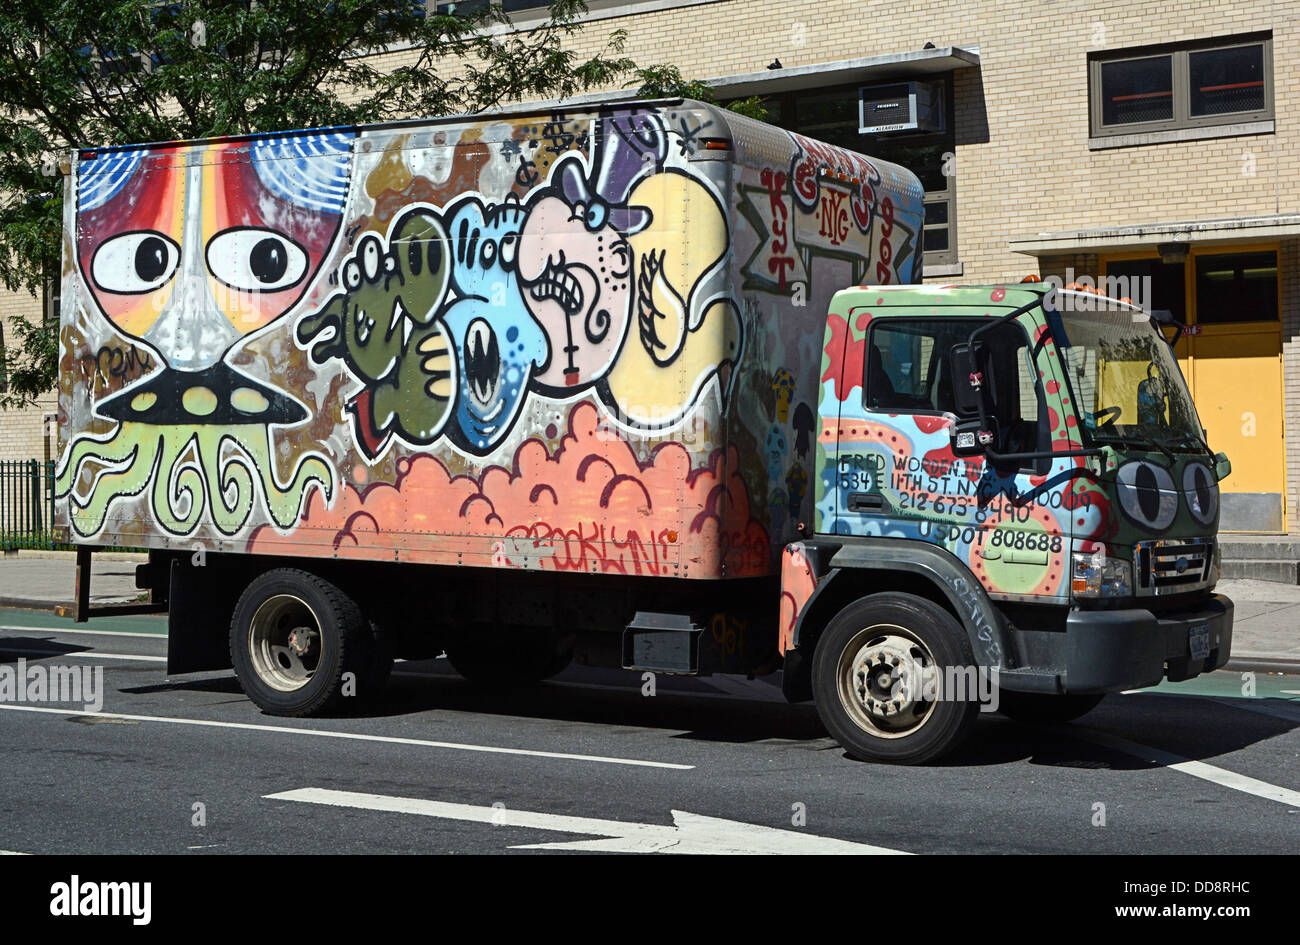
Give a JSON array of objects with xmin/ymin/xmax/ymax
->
[{"xmin": 1095, "ymin": 405, "xmax": 1123, "ymax": 429}]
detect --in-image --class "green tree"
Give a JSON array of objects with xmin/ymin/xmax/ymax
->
[
  {"xmin": 0, "ymin": 0, "xmax": 638, "ymax": 407},
  {"xmin": 630, "ymin": 63, "xmax": 769, "ymax": 121}
]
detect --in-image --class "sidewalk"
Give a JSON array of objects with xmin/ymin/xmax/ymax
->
[{"xmin": 0, "ymin": 551, "xmax": 1295, "ymax": 670}]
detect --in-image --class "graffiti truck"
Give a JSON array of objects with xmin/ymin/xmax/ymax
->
[{"xmin": 57, "ymin": 98, "xmax": 1231, "ymax": 764}]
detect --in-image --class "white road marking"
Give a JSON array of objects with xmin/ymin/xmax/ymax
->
[
  {"xmin": 0, "ymin": 850, "xmax": 28, "ymax": 855},
  {"xmin": 0, "ymin": 704, "xmax": 693, "ymax": 770},
  {"xmin": 267, "ymin": 787, "xmax": 906, "ymax": 854},
  {"xmin": 0, "ymin": 625, "xmax": 165, "ymax": 639},
  {"xmin": 0, "ymin": 645, "xmax": 165, "ymax": 662},
  {"xmin": 1072, "ymin": 728, "xmax": 1300, "ymax": 810}
]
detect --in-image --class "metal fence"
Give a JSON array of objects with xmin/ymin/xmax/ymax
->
[{"xmin": 0, "ymin": 458, "xmax": 59, "ymax": 550}]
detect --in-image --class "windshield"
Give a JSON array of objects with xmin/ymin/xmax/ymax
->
[{"xmin": 1047, "ymin": 301, "xmax": 1206, "ymax": 452}]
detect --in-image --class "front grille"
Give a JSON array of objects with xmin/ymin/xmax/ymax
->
[{"xmin": 1135, "ymin": 538, "xmax": 1214, "ymax": 595}]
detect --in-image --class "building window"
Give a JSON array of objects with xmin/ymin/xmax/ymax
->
[
  {"xmin": 1089, "ymin": 34, "xmax": 1272, "ymax": 137},
  {"xmin": 1195, "ymin": 251, "xmax": 1278, "ymax": 324}
]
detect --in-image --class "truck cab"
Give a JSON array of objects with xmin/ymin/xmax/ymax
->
[{"xmin": 780, "ymin": 280, "xmax": 1233, "ymax": 763}]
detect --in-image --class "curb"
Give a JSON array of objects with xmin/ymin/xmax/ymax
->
[
  {"xmin": 1223, "ymin": 657, "xmax": 1300, "ymax": 675},
  {"xmin": 0, "ymin": 597, "xmax": 143, "ymax": 613}
]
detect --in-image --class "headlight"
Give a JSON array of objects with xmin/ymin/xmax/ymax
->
[{"xmin": 1071, "ymin": 549, "xmax": 1133, "ymax": 599}]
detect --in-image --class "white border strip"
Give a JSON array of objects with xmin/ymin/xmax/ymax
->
[{"xmin": 0, "ymin": 704, "xmax": 694, "ymax": 770}]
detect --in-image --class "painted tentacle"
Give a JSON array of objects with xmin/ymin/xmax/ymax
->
[
  {"xmin": 201, "ymin": 430, "xmax": 256, "ymax": 536},
  {"xmin": 151, "ymin": 429, "xmax": 206, "ymax": 535},
  {"xmin": 249, "ymin": 433, "xmax": 333, "ymax": 530},
  {"xmin": 55, "ymin": 426, "xmax": 137, "ymax": 498},
  {"xmin": 63, "ymin": 430, "xmax": 155, "ymax": 538}
]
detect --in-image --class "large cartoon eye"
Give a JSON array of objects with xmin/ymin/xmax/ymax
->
[
  {"xmin": 584, "ymin": 202, "xmax": 608, "ymax": 231},
  {"xmin": 1183, "ymin": 463, "xmax": 1219, "ymax": 526},
  {"xmin": 1116, "ymin": 460, "xmax": 1178, "ymax": 532},
  {"xmin": 90, "ymin": 231, "xmax": 180, "ymax": 293},
  {"xmin": 206, "ymin": 228, "xmax": 308, "ymax": 292},
  {"xmin": 343, "ymin": 259, "xmax": 361, "ymax": 291},
  {"xmin": 499, "ymin": 233, "xmax": 518, "ymax": 266},
  {"xmin": 359, "ymin": 235, "xmax": 382, "ymax": 281}
]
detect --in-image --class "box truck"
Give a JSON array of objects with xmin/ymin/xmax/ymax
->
[{"xmin": 56, "ymin": 99, "xmax": 1232, "ymax": 763}]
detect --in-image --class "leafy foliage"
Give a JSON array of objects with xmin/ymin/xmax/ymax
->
[{"xmin": 630, "ymin": 63, "xmax": 769, "ymax": 121}]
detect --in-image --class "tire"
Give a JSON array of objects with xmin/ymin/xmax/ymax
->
[
  {"xmin": 229, "ymin": 568, "xmax": 385, "ymax": 716},
  {"xmin": 997, "ymin": 691, "xmax": 1104, "ymax": 724},
  {"xmin": 445, "ymin": 626, "xmax": 574, "ymax": 688},
  {"xmin": 811, "ymin": 593, "xmax": 980, "ymax": 765}
]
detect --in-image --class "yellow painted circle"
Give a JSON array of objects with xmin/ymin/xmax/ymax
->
[
  {"xmin": 231, "ymin": 387, "xmax": 269, "ymax": 414},
  {"xmin": 182, "ymin": 386, "xmax": 218, "ymax": 416}
]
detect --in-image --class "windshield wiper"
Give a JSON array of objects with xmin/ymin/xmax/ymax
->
[
  {"xmin": 1167, "ymin": 431, "xmax": 1213, "ymax": 455},
  {"xmin": 1091, "ymin": 431, "xmax": 1176, "ymax": 464}
]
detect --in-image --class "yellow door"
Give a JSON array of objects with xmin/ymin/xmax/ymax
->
[
  {"xmin": 1192, "ymin": 325, "xmax": 1284, "ymax": 530},
  {"xmin": 1101, "ymin": 248, "xmax": 1285, "ymax": 532}
]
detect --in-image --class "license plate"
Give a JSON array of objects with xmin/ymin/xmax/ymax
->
[{"xmin": 1189, "ymin": 624, "xmax": 1211, "ymax": 661}]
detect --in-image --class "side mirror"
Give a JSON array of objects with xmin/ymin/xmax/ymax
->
[
  {"xmin": 1149, "ymin": 308, "xmax": 1185, "ymax": 347},
  {"xmin": 948, "ymin": 342, "xmax": 994, "ymax": 416},
  {"xmin": 1214, "ymin": 451, "xmax": 1232, "ymax": 482}
]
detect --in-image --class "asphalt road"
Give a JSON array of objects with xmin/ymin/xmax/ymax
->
[{"xmin": 1, "ymin": 608, "xmax": 1297, "ymax": 855}]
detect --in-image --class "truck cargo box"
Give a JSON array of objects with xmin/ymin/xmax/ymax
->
[{"xmin": 57, "ymin": 98, "xmax": 922, "ymax": 580}]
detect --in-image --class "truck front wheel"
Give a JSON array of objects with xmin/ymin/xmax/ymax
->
[
  {"xmin": 812, "ymin": 594, "xmax": 979, "ymax": 765},
  {"xmin": 230, "ymin": 569, "xmax": 389, "ymax": 716}
]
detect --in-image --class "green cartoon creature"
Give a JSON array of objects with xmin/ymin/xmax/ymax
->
[{"xmin": 297, "ymin": 205, "xmax": 455, "ymax": 459}]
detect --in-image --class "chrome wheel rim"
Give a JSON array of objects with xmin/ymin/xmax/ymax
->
[
  {"xmin": 248, "ymin": 594, "xmax": 322, "ymax": 692},
  {"xmin": 836, "ymin": 624, "xmax": 936, "ymax": 739}
]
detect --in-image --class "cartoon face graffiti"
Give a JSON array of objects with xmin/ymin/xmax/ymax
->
[
  {"xmin": 766, "ymin": 424, "xmax": 788, "ymax": 484},
  {"xmin": 792, "ymin": 401, "xmax": 815, "ymax": 458},
  {"xmin": 441, "ymin": 195, "xmax": 548, "ymax": 453},
  {"xmin": 297, "ymin": 205, "xmax": 455, "ymax": 457},
  {"xmin": 785, "ymin": 461, "xmax": 807, "ymax": 517},
  {"xmin": 772, "ymin": 367, "xmax": 795, "ymax": 422},
  {"xmin": 77, "ymin": 133, "xmax": 352, "ymax": 371},
  {"xmin": 520, "ymin": 154, "xmax": 646, "ymax": 393}
]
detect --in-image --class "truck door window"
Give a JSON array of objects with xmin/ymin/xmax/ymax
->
[
  {"xmin": 866, "ymin": 320, "xmax": 972, "ymax": 411},
  {"xmin": 866, "ymin": 318, "xmax": 1049, "ymax": 472}
]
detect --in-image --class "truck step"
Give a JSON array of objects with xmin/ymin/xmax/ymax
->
[{"xmin": 622, "ymin": 612, "xmax": 701, "ymax": 674}]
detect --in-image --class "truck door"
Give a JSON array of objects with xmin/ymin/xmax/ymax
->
[{"xmin": 831, "ymin": 311, "xmax": 1072, "ymax": 602}]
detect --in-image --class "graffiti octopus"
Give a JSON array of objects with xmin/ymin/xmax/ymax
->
[
  {"xmin": 297, "ymin": 110, "xmax": 743, "ymax": 460},
  {"xmin": 58, "ymin": 133, "xmax": 351, "ymax": 537}
]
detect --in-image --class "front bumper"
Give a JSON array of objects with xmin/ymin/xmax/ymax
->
[{"xmin": 1060, "ymin": 594, "xmax": 1233, "ymax": 693}]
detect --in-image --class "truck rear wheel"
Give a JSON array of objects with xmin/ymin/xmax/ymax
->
[
  {"xmin": 445, "ymin": 626, "xmax": 574, "ymax": 688},
  {"xmin": 230, "ymin": 569, "xmax": 388, "ymax": 716},
  {"xmin": 811, "ymin": 593, "xmax": 979, "ymax": 765},
  {"xmin": 997, "ymin": 691, "xmax": 1104, "ymax": 724}
]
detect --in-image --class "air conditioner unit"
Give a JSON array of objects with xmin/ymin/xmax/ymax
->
[{"xmin": 859, "ymin": 81, "xmax": 943, "ymax": 134}]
